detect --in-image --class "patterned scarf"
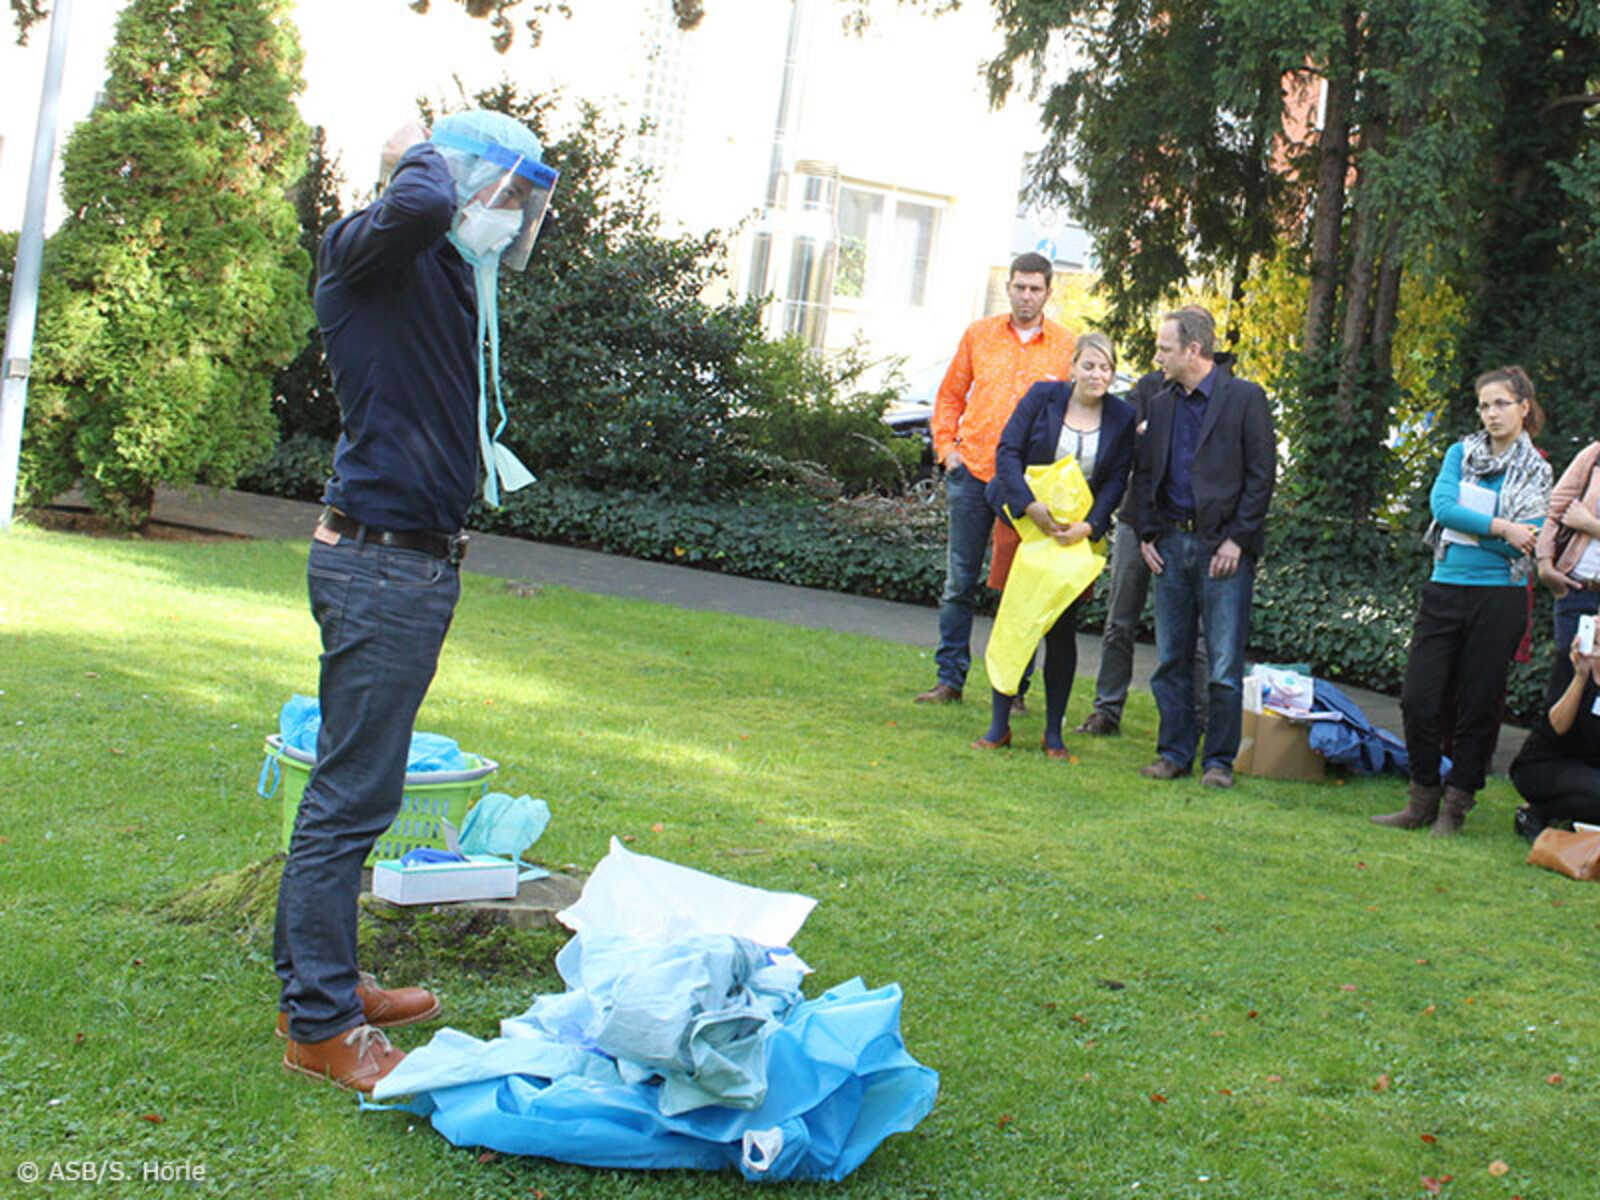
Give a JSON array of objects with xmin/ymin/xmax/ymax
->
[{"xmin": 1423, "ymin": 430, "xmax": 1551, "ymax": 584}]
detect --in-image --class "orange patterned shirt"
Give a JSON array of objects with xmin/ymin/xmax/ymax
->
[{"xmin": 931, "ymin": 314, "xmax": 1075, "ymax": 482}]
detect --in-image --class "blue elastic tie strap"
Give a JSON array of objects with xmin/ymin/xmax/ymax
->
[
  {"xmin": 400, "ymin": 848, "xmax": 469, "ymax": 866},
  {"xmin": 257, "ymin": 752, "xmax": 281, "ymax": 800}
]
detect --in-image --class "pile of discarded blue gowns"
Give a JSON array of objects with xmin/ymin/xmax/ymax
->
[{"xmin": 366, "ymin": 839, "xmax": 939, "ymax": 1182}]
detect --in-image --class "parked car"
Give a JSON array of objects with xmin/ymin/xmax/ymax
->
[{"xmin": 881, "ymin": 370, "xmax": 1141, "ymax": 483}]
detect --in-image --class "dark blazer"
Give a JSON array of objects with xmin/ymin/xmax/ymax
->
[
  {"xmin": 1134, "ymin": 365, "xmax": 1276, "ymax": 558},
  {"xmin": 1116, "ymin": 354, "xmax": 1235, "ymax": 522},
  {"xmin": 986, "ymin": 382, "xmax": 1138, "ymax": 542}
]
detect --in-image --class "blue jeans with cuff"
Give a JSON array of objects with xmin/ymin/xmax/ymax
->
[
  {"xmin": 1149, "ymin": 529, "xmax": 1254, "ymax": 772},
  {"xmin": 273, "ymin": 534, "xmax": 459, "ymax": 1043},
  {"xmin": 934, "ymin": 465, "xmax": 995, "ymax": 691}
]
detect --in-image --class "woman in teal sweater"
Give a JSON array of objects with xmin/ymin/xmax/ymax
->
[{"xmin": 1372, "ymin": 366, "xmax": 1551, "ymax": 836}]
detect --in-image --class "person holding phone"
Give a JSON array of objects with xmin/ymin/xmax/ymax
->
[{"xmin": 1510, "ymin": 620, "xmax": 1600, "ymax": 841}]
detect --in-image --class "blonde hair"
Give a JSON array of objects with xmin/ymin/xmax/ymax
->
[{"xmin": 1073, "ymin": 331, "xmax": 1117, "ymax": 372}]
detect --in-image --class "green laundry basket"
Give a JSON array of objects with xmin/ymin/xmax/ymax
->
[{"xmin": 259, "ymin": 735, "xmax": 499, "ymax": 866}]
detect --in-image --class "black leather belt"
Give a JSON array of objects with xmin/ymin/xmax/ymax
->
[
  {"xmin": 317, "ymin": 507, "xmax": 469, "ymax": 565},
  {"xmin": 1165, "ymin": 512, "xmax": 1199, "ymax": 533}
]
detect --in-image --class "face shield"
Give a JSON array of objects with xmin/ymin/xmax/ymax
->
[
  {"xmin": 461, "ymin": 147, "xmax": 559, "ymax": 271},
  {"xmin": 431, "ymin": 123, "xmax": 558, "ymax": 272}
]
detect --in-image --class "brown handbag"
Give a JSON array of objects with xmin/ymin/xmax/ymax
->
[{"xmin": 1526, "ymin": 828, "xmax": 1600, "ymax": 881}]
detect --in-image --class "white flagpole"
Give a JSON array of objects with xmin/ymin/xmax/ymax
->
[{"xmin": 1, "ymin": 0, "xmax": 77, "ymax": 531}]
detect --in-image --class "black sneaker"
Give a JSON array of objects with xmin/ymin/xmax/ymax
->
[{"xmin": 1514, "ymin": 805, "xmax": 1546, "ymax": 843}]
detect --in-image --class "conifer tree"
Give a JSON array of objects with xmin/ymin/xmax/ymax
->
[{"xmin": 20, "ymin": 0, "xmax": 311, "ymax": 527}]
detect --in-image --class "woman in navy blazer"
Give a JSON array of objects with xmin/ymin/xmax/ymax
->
[{"xmin": 976, "ymin": 332, "xmax": 1137, "ymax": 757}]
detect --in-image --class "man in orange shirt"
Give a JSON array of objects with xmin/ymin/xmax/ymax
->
[{"xmin": 916, "ymin": 252, "xmax": 1076, "ymax": 704}]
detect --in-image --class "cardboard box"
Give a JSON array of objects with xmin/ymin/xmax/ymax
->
[
  {"xmin": 371, "ymin": 855, "xmax": 520, "ymax": 906},
  {"xmin": 1235, "ymin": 709, "xmax": 1325, "ymax": 782}
]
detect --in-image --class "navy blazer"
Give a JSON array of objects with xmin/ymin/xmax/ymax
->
[
  {"xmin": 987, "ymin": 382, "xmax": 1137, "ymax": 542},
  {"xmin": 1134, "ymin": 367, "xmax": 1276, "ymax": 558}
]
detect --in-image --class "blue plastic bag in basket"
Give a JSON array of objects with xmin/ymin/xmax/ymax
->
[{"xmin": 276, "ymin": 695, "xmax": 469, "ymax": 771}]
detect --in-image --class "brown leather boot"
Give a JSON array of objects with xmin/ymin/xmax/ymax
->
[
  {"xmin": 1370, "ymin": 782, "xmax": 1443, "ymax": 829},
  {"xmin": 282, "ymin": 1024, "xmax": 404, "ymax": 1093},
  {"xmin": 276, "ymin": 973, "xmax": 441, "ymax": 1039},
  {"xmin": 1430, "ymin": 786, "xmax": 1477, "ymax": 837}
]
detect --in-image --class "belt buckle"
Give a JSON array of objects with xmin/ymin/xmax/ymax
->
[{"xmin": 447, "ymin": 533, "xmax": 469, "ymax": 565}]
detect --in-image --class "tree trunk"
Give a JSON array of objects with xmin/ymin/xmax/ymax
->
[
  {"xmin": 1370, "ymin": 250, "xmax": 1402, "ymax": 383},
  {"xmin": 1301, "ymin": 6, "xmax": 1359, "ymax": 358},
  {"xmin": 1335, "ymin": 105, "xmax": 1390, "ymax": 424}
]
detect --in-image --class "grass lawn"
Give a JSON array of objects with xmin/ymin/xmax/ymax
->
[{"xmin": 1, "ymin": 522, "xmax": 1594, "ymax": 1199}]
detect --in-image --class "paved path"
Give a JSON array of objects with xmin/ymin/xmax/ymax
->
[{"xmin": 96, "ymin": 486, "xmax": 1522, "ymax": 775}]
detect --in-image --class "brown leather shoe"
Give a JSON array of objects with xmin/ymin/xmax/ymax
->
[
  {"xmin": 1200, "ymin": 765, "xmax": 1234, "ymax": 789},
  {"xmin": 915, "ymin": 683, "xmax": 962, "ymax": 704},
  {"xmin": 276, "ymin": 972, "xmax": 441, "ymax": 1039},
  {"xmin": 970, "ymin": 729, "xmax": 1012, "ymax": 750},
  {"xmin": 1139, "ymin": 758, "xmax": 1191, "ymax": 780},
  {"xmin": 282, "ymin": 1024, "xmax": 404, "ymax": 1093},
  {"xmin": 1075, "ymin": 711, "xmax": 1120, "ymax": 736}
]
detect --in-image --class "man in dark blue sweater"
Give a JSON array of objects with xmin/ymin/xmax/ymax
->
[{"xmin": 274, "ymin": 112, "xmax": 553, "ymax": 1092}]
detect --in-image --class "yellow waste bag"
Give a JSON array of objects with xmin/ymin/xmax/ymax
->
[{"xmin": 985, "ymin": 457, "xmax": 1108, "ymax": 696}]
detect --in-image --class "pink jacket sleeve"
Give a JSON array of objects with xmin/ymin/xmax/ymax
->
[{"xmin": 1537, "ymin": 441, "xmax": 1600, "ymax": 563}]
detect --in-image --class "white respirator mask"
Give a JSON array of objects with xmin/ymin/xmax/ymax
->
[{"xmin": 454, "ymin": 201, "xmax": 525, "ymax": 259}]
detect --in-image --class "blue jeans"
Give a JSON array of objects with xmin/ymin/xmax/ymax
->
[
  {"xmin": 935, "ymin": 465, "xmax": 999, "ymax": 691},
  {"xmin": 1092, "ymin": 522, "xmax": 1208, "ymax": 727},
  {"xmin": 273, "ymin": 535, "xmax": 460, "ymax": 1042},
  {"xmin": 1149, "ymin": 530, "xmax": 1254, "ymax": 771}
]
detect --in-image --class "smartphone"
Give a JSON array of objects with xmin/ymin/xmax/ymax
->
[{"xmin": 1579, "ymin": 614, "xmax": 1596, "ymax": 655}]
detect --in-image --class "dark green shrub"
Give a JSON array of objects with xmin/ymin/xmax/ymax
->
[
  {"xmin": 734, "ymin": 337, "xmax": 922, "ymax": 495},
  {"xmin": 470, "ymin": 481, "xmax": 949, "ymax": 604},
  {"xmin": 476, "ymin": 90, "xmax": 766, "ymax": 499},
  {"xmin": 237, "ymin": 433, "xmax": 334, "ymax": 504},
  {"xmin": 265, "ymin": 126, "xmax": 345, "ymax": 446}
]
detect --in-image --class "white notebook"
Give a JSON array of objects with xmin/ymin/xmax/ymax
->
[{"xmin": 1440, "ymin": 479, "xmax": 1497, "ymax": 547}]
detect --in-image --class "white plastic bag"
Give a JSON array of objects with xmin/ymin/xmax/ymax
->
[{"xmin": 1251, "ymin": 666, "xmax": 1315, "ymax": 716}]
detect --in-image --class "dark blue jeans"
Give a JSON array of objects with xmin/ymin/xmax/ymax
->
[
  {"xmin": 935, "ymin": 465, "xmax": 995, "ymax": 690},
  {"xmin": 273, "ymin": 535, "xmax": 460, "ymax": 1042},
  {"xmin": 1092, "ymin": 521, "xmax": 1209, "ymax": 727},
  {"xmin": 1149, "ymin": 530, "xmax": 1254, "ymax": 771}
]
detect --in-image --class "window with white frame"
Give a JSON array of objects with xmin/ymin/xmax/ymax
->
[{"xmin": 834, "ymin": 183, "xmax": 943, "ymax": 308}]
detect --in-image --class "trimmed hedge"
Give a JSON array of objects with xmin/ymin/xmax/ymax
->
[
  {"xmin": 472, "ymin": 484, "xmax": 1551, "ymax": 726},
  {"xmin": 238, "ymin": 458, "xmax": 1552, "ymax": 725},
  {"xmin": 469, "ymin": 480, "xmax": 949, "ymax": 606}
]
